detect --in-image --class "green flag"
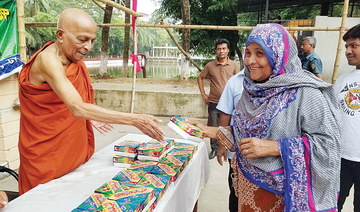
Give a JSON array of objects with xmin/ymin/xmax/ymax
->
[{"xmin": 0, "ymin": 0, "xmax": 23, "ymax": 80}]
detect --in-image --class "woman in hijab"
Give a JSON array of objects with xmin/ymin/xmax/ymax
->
[{"xmin": 195, "ymin": 23, "xmax": 342, "ymax": 211}]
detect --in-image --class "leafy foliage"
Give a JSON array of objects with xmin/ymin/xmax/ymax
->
[
  {"xmin": 155, "ymin": 0, "xmax": 360, "ymax": 61},
  {"xmin": 24, "ymin": 0, "xmax": 51, "ymax": 17},
  {"xmin": 23, "ymin": 0, "xmax": 358, "ymax": 61},
  {"xmin": 25, "ymin": 12, "xmax": 58, "ymax": 55},
  {"xmin": 156, "ymin": 0, "xmax": 242, "ymax": 59},
  {"xmin": 24, "ymin": 0, "xmax": 175, "ymax": 58}
]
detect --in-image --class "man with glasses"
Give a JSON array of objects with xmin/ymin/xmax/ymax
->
[{"xmin": 300, "ymin": 36, "xmax": 323, "ymax": 79}]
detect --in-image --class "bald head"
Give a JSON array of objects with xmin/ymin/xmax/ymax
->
[
  {"xmin": 55, "ymin": 8, "xmax": 97, "ymax": 62},
  {"xmin": 57, "ymin": 8, "xmax": 97, "ymax": 31}
]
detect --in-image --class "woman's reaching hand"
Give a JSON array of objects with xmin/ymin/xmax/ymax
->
[{"xmin": 188, "ymin": 120, "xmax": 218, "ymax": 139}]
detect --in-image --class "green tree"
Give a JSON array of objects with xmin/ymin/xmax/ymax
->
[
  {"xmin": 181, "ymin": 0, "xmax": 190, "ymax": 53},
  {"xmin": 25, "ymin": 12, "xmax": 58, "ymax": 55},
  {"xmin": 24, "ymin": 0, "xmax": 51, "ymax": 17},
  {"xmin": 122, "ymin": 0, "xmax": 131, "ymax": 77},
  {"xmin": 23, "ymin": 0, "xmax": 183, "ymax": 67},
  {"xmin": 99, "ymin": 1, "xmax": 114, "ymax": 77},
  {"xmin": 108, "ymin": 16, "xmax": 125, "ymax": 56},
  {"xmin": 148, "ymin": 13, "xmax": 179, "ymax": 48},
  {"xmin": 180, "ymin": 0, "xmax": 191, "ymax": 80},
  {"xmin": 136, "ymin": 22, "xmax": 158, "ymax": 53},
  {"xmin": 156, "ymin": 0, "xmax": 243, "ymax": 64}
]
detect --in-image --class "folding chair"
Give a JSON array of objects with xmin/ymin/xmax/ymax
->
[{"xmin": 0, "ymin": 166, "xmax": 19, "ymax": 201}]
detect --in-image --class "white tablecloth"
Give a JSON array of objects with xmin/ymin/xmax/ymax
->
[{"xmin": 4, "ymin": 134, "xmax": 210, "ymax": 212}]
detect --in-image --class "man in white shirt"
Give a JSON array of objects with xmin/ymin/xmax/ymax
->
[
  {"xmin": 216, "ymin": 70, "xmax": 244, "ymax": 212},
  {"xmin": 334, "ymin": 23, "xmax": 360, "ymax": 212}
]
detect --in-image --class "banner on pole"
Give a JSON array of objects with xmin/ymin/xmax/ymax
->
[{"xmin": 0, "ymin": 0, "xmax": 24, "ymax": 80}]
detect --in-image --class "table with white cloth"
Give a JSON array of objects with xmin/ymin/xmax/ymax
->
[{"xmin": 3, "ymin": 133, "xmax": 210, "ymax": 212}]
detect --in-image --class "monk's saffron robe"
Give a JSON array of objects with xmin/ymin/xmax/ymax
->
[{"xmin": 18, "ymin": 41, "xmax": 95, "ymax": 194}]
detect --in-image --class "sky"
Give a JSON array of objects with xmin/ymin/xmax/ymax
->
[{"xmin": 136, "ymin": 0, "xmax": 159, "ymax": 16}]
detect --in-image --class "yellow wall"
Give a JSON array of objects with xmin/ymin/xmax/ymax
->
[{"xmin": 284, "ymin": 19, "xmax": 314, "ymax": 41}]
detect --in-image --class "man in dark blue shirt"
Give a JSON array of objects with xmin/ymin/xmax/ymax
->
[{"xmin": 300, "ymin": 36, "xmax": 323, "ymax": 79}]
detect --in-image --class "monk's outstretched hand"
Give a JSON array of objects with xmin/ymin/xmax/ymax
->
[
  {"xmin": 91, "ymin": 120, "xmax": 115, "ymax": 134},
  {"xmin": 134, "ymin": 114, "xmax": 165, "ymax": 141}
]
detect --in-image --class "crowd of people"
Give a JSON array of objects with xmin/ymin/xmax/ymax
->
[{"xmin": 1, "ymin": 7, "xmax": 359, "ymax": 212}]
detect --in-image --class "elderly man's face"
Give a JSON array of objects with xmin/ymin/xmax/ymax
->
[
  {"xmin": 300, "ymin": 39, "xmax": 313, "ymax": 55},
  {"xmin": 57, "ymin": 10, "xmax": 98, "ymax": 63},
  {"xmin": 61, "ymin": 25, "xmax": 97, "ymax": 62}
]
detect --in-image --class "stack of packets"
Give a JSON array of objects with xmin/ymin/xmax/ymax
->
[
  {"xmin": 113, "ymin": 140, "xmax": 144, "ymax": 168},
  {"xmin": 167, "ymin": 115, "xmax": 205, "ymax": 142},
  {"xmin": 73, "ymin": 140, "xmax": 198, "ymax": 212},
  {"xmin": 167, "ymin": 142, "xmax": 198, "ymax": 161},
  {"xmin": 137, "ymin": 139, "xmax": 174, "ymax": 161},
  {"xmin": 154, "ymin": 142, "xmax": 198, "ymax": 182},
  {"xmin": 113, "ymin": 139, "xmax": 175, "ymax": 167}
]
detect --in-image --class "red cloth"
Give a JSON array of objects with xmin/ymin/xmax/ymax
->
[{"xmin": 18, "ymin": 41, "xmax": 95, "ymax": 194}]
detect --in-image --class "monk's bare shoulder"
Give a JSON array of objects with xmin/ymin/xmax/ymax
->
[{"xmin": 29, "ymin": 44, "xmax": 64, "ymax": 85}]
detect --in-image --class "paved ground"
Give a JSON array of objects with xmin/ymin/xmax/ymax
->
[{"xmin": 0, "ymin": 116, "xmax": 354, "ymax": 211}]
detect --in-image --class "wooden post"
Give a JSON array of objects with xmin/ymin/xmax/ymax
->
[
  {"xmin": 16, "ymin": 0, "xmax": 26, "ymax": 62},
  {"xmin": 331, "ymin": 0, "xmax": 349, "ymax": 84}
]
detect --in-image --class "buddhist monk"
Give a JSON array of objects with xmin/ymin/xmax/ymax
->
[{"xmin": 18, "ymin": 8, "xmax": 164, "ymax": 194}]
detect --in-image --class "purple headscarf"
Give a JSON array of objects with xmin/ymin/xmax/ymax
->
[{"xmin": 246, "ymin": 23, "xmax": 290, "ymax": 76}]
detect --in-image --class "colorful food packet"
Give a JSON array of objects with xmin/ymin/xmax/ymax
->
[
  {"xmin": 112, "ymin": 169, "xmax": 146, "ymax": 184},
  {"xmin": 137, "ymin": 174, "xmax": 172, "ymax": 207},
  {"xmin": 94, "ymin": 180, "xmax": 123, "ymax": 197}
]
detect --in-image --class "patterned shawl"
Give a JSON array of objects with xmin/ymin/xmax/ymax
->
[{"xmin": 232, "ymin": 23, "xmax": 342, "ymax": 211}]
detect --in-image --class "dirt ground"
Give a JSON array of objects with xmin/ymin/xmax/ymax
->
[{"xmin": 91, "ymin": 76, "xmax": 210, "ymax": 93}]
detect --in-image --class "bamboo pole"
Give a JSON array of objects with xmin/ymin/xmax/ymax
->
[
  {"xmin": 331, "ymin": 0, "xmax": 349, "ymax": 84},
  {"xmin": 94, "ymin": 0, "xmax": 142, "ymax": 17},
  {"xmin": 16, "ymin": 0, "xmax": 27, "ymax": 62},
  {"xmin": 162, "ymin": 22, "xmax": 202, "ymax": 72},
  {"xmin": 130, "ymin": 20, "xmax": 138, "ymax": 113},
  {"xmin": 91, "ymin": 0, "xmax": 105, "ymax": 11},
  {"xmin": 24, "ymin": 22, "xmax": 350, "ymax": 32},
  {"xmin": 104, "ymin": 25, "xmax": 349, "ymax": 32},
  {"xmin": 25, "ymin": 22, "xmax": 56, "ymax": 27}
]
